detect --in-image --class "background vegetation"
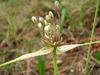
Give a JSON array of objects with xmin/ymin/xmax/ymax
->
[{"xmin": 0, "ymin": 0, "xmax": 100, "ymax": 75}]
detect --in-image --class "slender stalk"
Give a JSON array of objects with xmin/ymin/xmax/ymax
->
[
  {"xmin": 13, "ymin": 0, "xmax": 17, "ymax": 35},
  {"xmin": 15, "ymin": 0, "xmax": 17, "ymax": 24},
  {"xmin": 61, "ymin": 8, "xmax": 66, "ymax": 34},
  {"xmin": 52, "ymin": 47, "xmax": 59, "ymax": 75},
  {"xmin": 57, "ymin": 0, "xmax": 64, "ymax": 8},
  {"xmin": 57, "ymin": 0, "xmax": 72, "ymax": 24},
  {"xmin": 14, "ymin": 0, "xmax": 19, "ymax": 46},
  {"xmin": 84, "ymin": 0, "xmax": 99, "ymax": 75},
  {"xmin": 14, "ymin": 0, "xmax": 19, "ymax": 74}
]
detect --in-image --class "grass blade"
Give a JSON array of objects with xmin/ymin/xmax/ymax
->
[
  {"xmin": 57, "ymin": 0, "xmax": 72, "ymax": 23},
  {"xmin": 85, "ymin": 0, "xmax": 99, "ymax": 74},
  {"xmin": 61, "ymin": 8, "xmax": 66, "ymax": 34}
]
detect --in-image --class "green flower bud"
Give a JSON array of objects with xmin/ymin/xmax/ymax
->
[
  {"xmin": 49, "ymin": 11, "xmax": 54, "ymax": 19},
  {"xmin": 44, "ymin": 25, "xmax": 50, "ymax": 33},
  {"xmin": 56, "ymin": 24, "xmax": 60, "ymax": 32},
  {"xmin": 46, "ymin": 15, "xmax": 51, "ymax": 21},
  {"xmin": 38, "ymin": 23, "xmax": 43, "ymax": 29},
  {"xmin": 44, "ymin": 20, "xmax": 48, "ymax": 26},
  {"xmin": 54, "ymin": 1, "xmax": 61, "ymax": 12},
  {"xmin": 32, "ymin": 16, "xmax": 38, "ymax": 23},
  {"xmin": 39, "ymin": 17, "xmax": 44, "ymax": 24}
]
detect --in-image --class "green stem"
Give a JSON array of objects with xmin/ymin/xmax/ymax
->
[
  {"xmin": 57, "ymin": 0, "xmax": 72, "ymax": 24},
  {"xmin": 13, "ymin": 0, "xmax": 17, "ymax": 35},
  {"xmin": 61, "ymin": 8, "xmax": 66, "ymax": 34},
  {"xmin": 84, "ymin": 0, "xmax": 99, "ymax": 75},
  {"xmin": 52, "ymin": 47, "xmax": 59, "ymax": 75},
  {"xmin": 15, "ymin": 0, "xmax": 17, "ymax": 24}
]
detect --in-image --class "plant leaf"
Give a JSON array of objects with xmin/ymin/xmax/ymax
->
[
  {"xmin": 37, "ymin": 56, "xmax": 46, "ymax": 75},
  {"xmin": 95, "ymin": 51, "xmax": 100, "ymax": 60},
  {"xmin": 57, "ymin": 41, "xmax": 100, "ymax": 54},
  {"xmin": 0, "ymin": 47, "xmax": 53, "ymax": 67}
]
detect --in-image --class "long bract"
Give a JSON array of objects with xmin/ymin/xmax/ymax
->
[
  {"xmin": 0, "ymin": 47, "xmax": 53, "ymax": 67},
  {"xmin": 0, "ymin": 41, "xmax": 100, "ymax": 67},
  {"xmin": 57, "ymin": 41, "xmax": 100, "ymax": 54}
]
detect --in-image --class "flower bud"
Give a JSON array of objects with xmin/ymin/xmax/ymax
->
[
  {"xmin": 49, "ymin": 11, "xmax": 54, "ymax": 19},
  {"xmin": 44, "ymin": 20, "xmax": 48, "ymax": 25},
  {"xmin": 44, "ymin": 25, "xmax": 50, "ymax": 33},
  {"xmin": 56, "ymin": 24, "xmax": 60, "ymax": 32},
  {"xmin": 45, "ymin": 34, "xmax": 49, "ymax": 39},
  {"xmin": 54, "ymin": 1, "xmax": 61, "ymax": 12},
  {"xmin": 38, "ymin": 23, "xmax": 43, "ymax": 29},
  {"xmin": 46, "ymin": 15, "xmax": 51, "ymax": 21},
  {"xmin": 32, "ymin": 16, "xmax": 38, "ymax": 23},
  {"xmin": 39, "ymin": 17, "xmax": 44, "ymax": 24}
]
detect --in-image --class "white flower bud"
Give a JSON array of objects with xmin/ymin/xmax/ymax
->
[
  {"xmin": 49, "ymin": 11, "xmax": 54, "ymax": 19},
  {"xmin": 44, "ymin": 20, "xmax": 48, "ymax": 25},
  {"xmin": 39, "ymin": 17, "xmax": 44, "ymax": 24},
  {"xmin": 38, "ymin": 23, "xmax": 43, "ymax": 29},
  {"xmin": 54, "ymin": 1, "xmax": 61, "ymax": 12},
  {"xmin": 56, "ymin": 24, "xmax": 60, "ymax": 32},
  {"xmin": 32, "ymin": 16, "xmax": 37, "ymax": 23},
  {"xmin": 44, "ymin": 25, "xmax": 50, "ymax": 33},
  {"xmin": 46, "ymin": 15, "xmax": 51, "ymax": 21},
  {"xmin": 45, "ymin": 34, "xmax": 49, "ymax": 39}
]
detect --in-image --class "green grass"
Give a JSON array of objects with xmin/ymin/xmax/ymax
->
[
  {"xmin": 61, "ymin": 0, "xmax": 97, "ymax": 30},
  {"xmin": 85, "ymin": 0, "xmax": 99, "ymax": 75}
]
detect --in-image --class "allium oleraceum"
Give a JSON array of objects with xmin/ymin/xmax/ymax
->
[{"xmin": 0, "ymin": 1, "xmax": 100, "ymax": 69}]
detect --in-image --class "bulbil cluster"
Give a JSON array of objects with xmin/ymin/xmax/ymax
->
[{"xmin": 32, "ymin": 1, "xmax": 64, "ymax": 47}]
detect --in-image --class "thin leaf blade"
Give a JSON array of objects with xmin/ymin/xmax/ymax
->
[
  {"xmin": 61, "ymin": 8, "xmax": 66, "ymax": 34},
  {"xmin": 57, "ymin": 44, "xmax": 79, "ymax": 54},
  {"xmin": 57, "ymin": 41, "xmax": 100, "ymax": 54},
  {"xmin": 0, "ymin": 47, "xmax": 53, "ymax": 67}
]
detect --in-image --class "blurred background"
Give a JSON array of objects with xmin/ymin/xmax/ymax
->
[{"xmin": 0, "ymin": 0, "xmax": 100, "ymax": 75}]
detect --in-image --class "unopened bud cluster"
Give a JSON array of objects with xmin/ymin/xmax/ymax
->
[{"xmin": 32, "ymin": 1, "xmax": 63, "ymax": 47}]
